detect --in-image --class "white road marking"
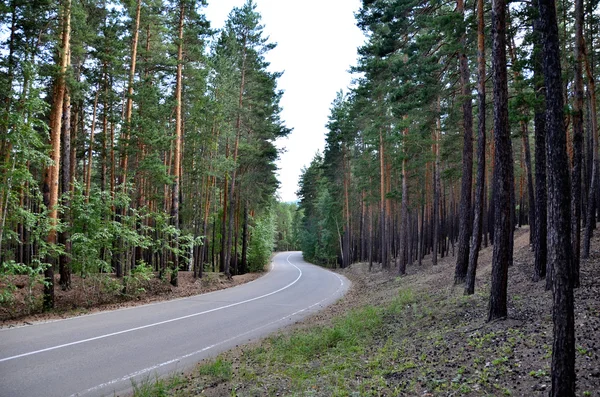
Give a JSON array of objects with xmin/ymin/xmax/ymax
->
[
  {"xmin": 72, "ymin": 253, "xmax": 347, "ymax": 396},
  {"xmin": 0, "ymin": 255, "xmax": 302, "ymax": 364}
]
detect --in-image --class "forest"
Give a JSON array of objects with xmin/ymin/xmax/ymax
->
[
  {"xmin": 294, "ymin": 0, "xmax": 593, "ymax": 394},
  {"xmin": 0, "ymin": 0, "xmax": 597, "ymax": 395},
  {"xmin": 0, "ymin": 0, "xmax": 299, "ymax": 311}
]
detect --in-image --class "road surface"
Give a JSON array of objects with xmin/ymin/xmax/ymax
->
[{"xmin": 0, "ymin": 252, "xmax": 349, "ymax": 397}]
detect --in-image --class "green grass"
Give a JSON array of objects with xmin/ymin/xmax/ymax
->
[
  {"xmin": 133, "ymin": 282, "xmax": 545, "ymax": 396},
  {"xmin": 197, "ymin": 358, "xmax": 233, "ymax": 382}
]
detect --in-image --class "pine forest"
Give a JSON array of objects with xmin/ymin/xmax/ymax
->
[{"xmin": 1, "ymin": 0, "xmax": 599, "ymax": 395}]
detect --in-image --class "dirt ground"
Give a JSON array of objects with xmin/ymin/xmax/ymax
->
[{"xmin": 0, "ymin": 271, "xmax": 262, "ymax": 328}]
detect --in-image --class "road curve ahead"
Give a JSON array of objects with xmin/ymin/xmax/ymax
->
[{"xmin": 0, "ymin": 252, "xmax": 349, "ymax": 397}]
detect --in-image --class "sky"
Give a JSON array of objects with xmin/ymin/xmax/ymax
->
[{"xmin": 204, "ymin": 0, "xmax": 365, "ymax": 203}]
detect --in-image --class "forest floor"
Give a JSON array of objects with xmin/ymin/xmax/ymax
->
[
  {"xmin": 0, "ymin": 270, "xmax": 262, "ymax": 328},
  {"xmin": 131, "ymin": 226, "xmax": 600, "ymax": 397}
]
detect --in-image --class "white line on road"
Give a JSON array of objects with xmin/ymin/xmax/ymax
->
[
  {"xmin": 72, "ymin": 255, "xmax": 346, "ymax": 396},
  {"xmin": 0, "ymin": 255, "xmax": 302, "ymax": 364}
]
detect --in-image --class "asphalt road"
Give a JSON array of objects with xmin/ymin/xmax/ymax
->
[{"xmin": 0, "ymin": 252, "xmax": 349, "ymax": 397}]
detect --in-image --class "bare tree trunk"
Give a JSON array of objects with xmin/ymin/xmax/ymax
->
[
  {"xmin": 59, "ymin": 84, "xmax": 72, "ymax": 290},
  {"xmin": 379, "ymin": 127, "xmax": 387, "ymax": 268},
  {"xmin": 454, "ymin": 0, "xmax": 474, "ymax": 283},
  {"xmin": 432, "ymin": 99, "xmax": 441, "ymax": 266},
  {"xmin": 582, "ymin": 37, "xmax": 599, "ymax": 259},
  {"xmin": 538, "ymin": 0, "xmax": 576, "ymax": 393},
  {"xmin": 488, "ymin": 0, "xmax": 513, "ymax": 321},
  {"xmin": 571, "ymin": 0, "xmax": 584, "ymax": 287},
  {"xmin": 170, "ymin": 0, "xmax": 185, "ymax": 287},
  {"xmin": 399, "ymin": 127, "xmax": 409, "ymax": 275},
  {"xmin": 343, "ymin": 145, "xmax": 351, "ymax": 268},
  {"xmin": 521, "ymin": 124, "xmax": 536, "ymax": 245},
  {"xmin": 241, "ymin": 201, "xmax": 248, "ymax": 274},
  {"xmin": 465, "ymin": 0, "xmax": 486, "ymax": 295},
  {"xmin": 43, "ymin": 0, "xmax": 71, "ymax": 310},
  {"xmin": 533, "ymin": 17, "xmax": 548, "ymax": 282},
  {"xmin": 119, "ymin": 0, "xmax": 142, "ymax": 192},
  {"xmin": 85, "ymin": 90, "xmax": 99, "ymax": 201}
]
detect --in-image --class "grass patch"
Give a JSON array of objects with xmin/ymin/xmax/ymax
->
[{"xmin": 197, "ymin": 358, "xmax": 233, "ymax": 382}]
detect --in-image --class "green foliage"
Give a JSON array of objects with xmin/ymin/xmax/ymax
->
[
  {"xmin": 197, "ymin": 358, "xmax": 233, "ymax": 382},
  {"xmin": 247, "ymin": 209, "xmax": 275, "ymax": 272},
  {"xmin": 273, "ymin": 202, "xmax": 300, "ymax": 251},
  {"xmin": 297, "ymin": 154, "xmax": 342, "ymax": 267}
]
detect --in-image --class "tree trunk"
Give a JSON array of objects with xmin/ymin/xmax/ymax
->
[
  {"xmin": 571, "ymin": 0, "xmax": 584, "ymax": 288},
  {"xmin": 43, "ymin": 0, "xmax": 71, "ymax": 310},
  {"xmin": 538, "ymin": 0, "xmax": 576, "ymax": 393},
  {"xmin": 85, "ymin": 90, "xmax": 99, "ymax": 201},
  {"xmin": 488, "ymin": 0, "xmax": 513, "ymax": 321},
  {"xmin": 119, "ymin": 0, "xmax": 142, "ymax": 192},
  {"xmin": 170, "ymin": 0, "xmax": 185, "ymax": 287},
  {"xmin": 465, "ymin": 0, "xmax": 486, "ymax": 295},
  {"xmin": 521, "ymin": 124, "xmax": 536, "ymax": 245},
  {"xmin": 454, "ymin": 0, "xmax": 474, "ymax": 284},
  {"xmin": 399, "ymin": 126, "xmax": 409, "ymax": 275},
  {"xmin": 582, "ymin": 36, "xmax": 599, "ymax": 259},
  {"xmin": 241, "ymin": 201, "xmax": 248, "ymax": 274},
  {"xmin": 432, "ymin": 98, "xmax": 441, "ymax": 266},
  {"xmin": 533, "ymin": 17, "xmax": 548, "ymax": 282},
  {"xmin": 379, "ymin": 127, "xmax": 387, "ymax": 268},
  {"xmin": 59, "ymin": 84, "xmax": 72, "ymax": 290}
]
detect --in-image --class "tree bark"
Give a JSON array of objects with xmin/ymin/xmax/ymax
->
[
  {"xmin": 85, "ymin": 90, "xmax": 99, "ymax": 201},
  {"xmin": 465, "ymin": 0, "xmax": 486, "ymax": 295},
  {"xmin": 170, "ymin": 0, "xmax": 185, "ymax": 287},
  {"xmin": 532, "ymin": 17, "xmax": 548, "ymax": 282},
  {"xmin": 571, "ymin": 0, "xmax": 584, "ymax": 288},
  {"xmin": 399, "ymin": 126, "xmax": 409, "ymax": 275},
  {"xmin": 454, "ymin": 0, "xmax": 474, "ymax": 284},
  {"xmin": 59, "ymin": 84, "xmax": 72, "ymax": 290},
  {"xmin": 488, "ymin": 0, "xmax": 513, "ymax": 321},
  {"xmin": 43, "ymin": 0, "xmax": 71, "ymax": 310},
  {"xmin": 582, "ymin": 35, "xmax": 599, "ymax": 259},
  {"xmin": 432, "ymin": 98, "xmax": 441, "ymax": 266},
  {"xmin": 538, "ymin": 0, "xmax": 576, "ymax": 393},
  {"xmin": 379, "ymin": 127, "xmax": 387, "ymax": 268}
]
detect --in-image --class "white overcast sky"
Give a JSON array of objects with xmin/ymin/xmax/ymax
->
[{"xmin": 204, "ymin": 0, "xmax": 365, "ymax": 203}]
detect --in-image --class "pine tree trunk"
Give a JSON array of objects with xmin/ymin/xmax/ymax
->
[
  {"xmin": 379, "ymin": 127, "xmax": 387, "ymax": 268},
  {"xmin": 538, "ymin": 0, "xmax": 576, "ymax": 393},
  {"xmin": 59, "ymin": 85, "xmax": 72, "ymax": 290},
  {"xmin": 488, "ymin": 0, "xmax": 513, "ymax": 321},
  {"xmin": 465, "ymin": 0, "xmax": 486, "ymax": 295},
  {"xmin": 582, "ymin": 37, "xmax": 599, "ymax": 259},
  {"xmin": 43, "ymin": 0, "xmax": 71, "ymax": 310},
  {"xmin": 533, "ymin": 17, "xmax": 548, "ymax": 282},
  {"xmin": 170, "ymin": 0, "xmax": 185, "ymax": 287},
  {"xmin": 521, "ymin": 124, "xmax": 536, "ymax": 244},
  {"xmin": 241, "ymin": 201, "xmax": 248, "ymax": 274},
  {"xmin": 85, "ymin": 90, "xmax": 99, "ymax": 201},
  {"xmin": 432, "ymin": 99, "xmax": 441, "ymax": 266},
  {"xmin": 399, "ymin": 127, "xmax": 409, "ymax": 275},
  {"xmin": 343, "ymin": 146, "xmax": 351, "ymax": 268},
  {"xmin": 454, "ymin": 0, "xmax": 474, "ymax": 284},
  {"xmin": 571, "ymin": 0, "xmax": 584, "ymax": 288}
]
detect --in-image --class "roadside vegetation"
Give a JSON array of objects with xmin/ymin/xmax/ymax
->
[{"xmin": 131, "ymin": 229, "xmax": 600, "ymax": 396}]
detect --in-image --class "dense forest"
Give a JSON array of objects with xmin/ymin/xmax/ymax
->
[
  {"xmin": 295, "ymin": 0, "xmax": 595, "ymax": 394},
  {"xmin": 0, "ymin": 0, "xmax": 297, "ymax": 309}
]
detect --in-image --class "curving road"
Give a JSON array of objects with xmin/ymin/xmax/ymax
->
[{"xmin": 0, "ymin": 252, "xmax": 349, "ymax": 397}]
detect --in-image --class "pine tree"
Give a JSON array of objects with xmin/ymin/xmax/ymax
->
[{"xmin": 537, "ymin": 0, "xmax": 576, "ymax": 393}]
